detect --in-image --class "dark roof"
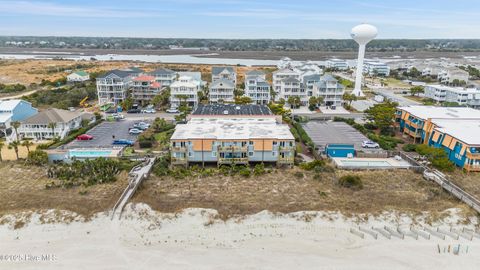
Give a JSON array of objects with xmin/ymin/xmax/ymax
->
[
  {"xmin": 97, "ymin": 69, "xmax": 134, "ymax": 79},
  {"xmin": 125, "ymin": 67, "xmax": 144, "ymax": 73},
  {"xmin": 192, "ymin": 104, "xmax": 272, "ymax": 116},
  {"xmin": 150, "ymin": 67, "xmax": 175, "ymax": 75},
  {"xmin": 212, "ymin": 66, "xmax": 235, "ymax": 75},
  {"xmin": 282, "ymin": 77, "xmax": 300, "ymax": 83},
  {"xmin": 246, "ymin": 70, "xmax": 265, "ymax": 76}
]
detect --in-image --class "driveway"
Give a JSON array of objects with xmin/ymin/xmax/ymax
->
[{"xmin": 64, "ymin": 120, "xmax": 140, "ymax": 149}]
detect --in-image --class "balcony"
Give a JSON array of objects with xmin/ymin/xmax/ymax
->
[
  {"xmin": 217, "ymin": 146, "xmax": 248, "ymax": 152},
  {"xmin": 171, "ymin": 157, "xmax": 188, "ymax": 165},
  {"xmin": 277, "ymin": 156, "xmax": 294, "ymax": 164},
  {"xmin": 218, "ymin": 157, "xmax": 249, "ymax": 165},
  {"xmin": 278, "ymin": 146, "xmax": 294, "ymax": 152},
  {"xmin": 171, "ymin": 146, "xmax": 187, "ymax": 152}
]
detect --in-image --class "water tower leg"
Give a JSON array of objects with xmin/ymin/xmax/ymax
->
[{"xmin": 353, "ymin": 44, "xmax": 366, "ymax": 97}]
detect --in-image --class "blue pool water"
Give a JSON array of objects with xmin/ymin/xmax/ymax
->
[{"xmin": 69, "ymin": 150, "xmax": 113, "ymax": 158}]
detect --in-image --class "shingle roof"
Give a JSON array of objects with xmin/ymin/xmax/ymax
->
[
  {"xmin": 212, "ymin": 66, "xmax": 235, "ymax": 75},
  {"xmin": 23, "ymin": 108, "xmax": 81, "ymax": 124},
  {"xmin": 246, "ymin": 70, "xmax": 265, "ymax": 76},
  {"xmin": 303, "ymin": 74, "xmax": 321, "ymax": 82},
  {"xmin": 151, "ymin": 67, "xmax": 175, "ymax": 75},
  {"xmin": 133, "ymin": 75, "xmax": 155, "ymax": 81},
  {"xmin": 210, "ymin": 79, "xmax": 235, "ymax": 89},
  {"xmin": 320, "ymin": 74, "xmax": 338, "ymax": 82},
  {"xmin": 192, "ymin": 104, "xmax": 272, "ymax": 116},
  {"xmin": 97, "ymin": 69, "xmax": 133, "ymax": 79},
  {"xmin": 282, "ymin": 77, "xmax": 300, "ymax": 83}
]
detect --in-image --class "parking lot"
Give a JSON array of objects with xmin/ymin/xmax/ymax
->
[
  {"xmin": 302, "ymin": 121, "xmax": 379, "ymax": 151},
  {"xmin": 65, "ymin": 120, "xmax": 140, "ymax": 149}
]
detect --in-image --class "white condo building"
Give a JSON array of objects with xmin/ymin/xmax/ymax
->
[
  {"xmin": 312, "ymin": 75, "xmax": 345, "ymax": 107},
  {"xmin": 150, "ymin": 68, "xmax": 177, "ymax": 87},
  {"xmin": 169, "ymin": 75, "xmax": 202, "ymax": 108},
  {"xmin": 326, "ymin": 59, "xmax": 348, "ymax": 70},
  {"xmin": 211, "ymin": 67, "xmax": 236, "ymax": 85},
  {"xmin": 244, "ymin": 70, "xmax": 271, "ymax": 105},
  {"xmin": 424, "ymin": 85, "xmax": 480, "ymax": 108},
  {"xmin": 363, "ymin": 61, "xmax": 390, "ymax": 76}
]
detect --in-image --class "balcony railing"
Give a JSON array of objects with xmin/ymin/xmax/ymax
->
[
  {"xmin": 218, "ymin": 157, "xmax": 249, "ymax": 164},
  {"xmin": 171, "ymin": 157, "xmax": 188, "ymax": 165},
  {"xmin": 218, "ymin": 146, "xmax": 248, "ymax": 152},
  {"xmin": 277, "ymin": 157, "xmax": 294, "ymax": 164},
  {"xmin": 171, "ymin": 146, "xmax": 187, "ymax": 152},
  {"xmin": 278, "ymin": 146, "xmax": 294, "ymax": 152},
  {"xmin": 464, "ymin": 164, "xmax": 480, "ymax": 172}
]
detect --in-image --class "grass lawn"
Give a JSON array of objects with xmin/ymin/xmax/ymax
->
[{"xmin": 381, "ymin": 77, "xmax": 411, "ymax": 88}]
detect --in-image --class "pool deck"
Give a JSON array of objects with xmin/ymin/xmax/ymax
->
[{"xmin": 332, "ymin": 157, "xmax": 411, "ymax": 170}]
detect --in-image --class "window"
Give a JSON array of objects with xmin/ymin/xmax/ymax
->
[
  {"xmin": 249, "ymin": 141, "xmax": 254, "ymax": 145},
  {"xmin": 249, "ymin": 151, "xmax": 254, "ymax": 157},
  {"xmin": 212, "ymin": 151, "xmax": 217, "ymax": 157},
  {"xmin": 189, "ymin": 152, "xmax": 193, "ymax": 157},
  {"xmin": 272, "ymin": 151, "xmax": 277, "ymax": 156}
]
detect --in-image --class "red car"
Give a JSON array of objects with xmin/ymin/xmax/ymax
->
[{"xmin": 76, "ymin": 134, "xmax": 94, "ymax": 141}]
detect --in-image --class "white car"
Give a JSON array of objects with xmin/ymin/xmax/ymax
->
[
  {"xmin": 129, "ymin": 128, "xmax": 143, "ymax": 135},
  {"xmin": 142, "ymin": 108, "xmax": 156, "ymax": 114},
  {"xmin": 362, "ymin": 140, "xmax": 380, "ymax": 149},
  {"xmin": 166, "ymin": 108, "xmax": 179, "ymax": 113}
]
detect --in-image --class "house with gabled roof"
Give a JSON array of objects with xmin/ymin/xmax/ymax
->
[
  {"xmin": 212, "ymin": 66, "xmax": 236, "ymax": 85},
  {"xmin": 131, "ymin": 75, "xmax": 164, "ymax": 105},
  {"xmin": 150, "ymin": 67, "xmax": 177, "ymax": 87},
  {"xmin": 19, "ymin": 108, "xmax": 86, "ymax": 140},
  {"xmin": 96, "ymin": 69, "xmax": 140, "ymax": 105},
  {"xmin": 245, "ymin": 70, "xmax": 270, "ymax": 105},
  {"xmin": 67, "ymin": 70, "xmax": 90, "ymax": 83},
  {"xmin": 209, "ymin": 79, "xmax": 235, "ymax": 103}
]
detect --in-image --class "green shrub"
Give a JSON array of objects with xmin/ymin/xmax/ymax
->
[
  {"xmin": 299, "ymin": 160, "xmax": 325, "ymax": 171},
  {"xmin": 338, "ymin": 175, "xmax": 363, "ymax": 190},
  {"xmin": 294, "ymin": 171, "xmax": 304, "ymax": 179},
  {"xmin": 415, "ymin": 145, "xmax": 455, "ymax": 171},
  {"xmin": 26, "ymin": 150, "xmax": 48, "ymax": 166},
  {"xmin": 239, "ymin": 167, "xmax": 251, "ymax": 177},
  {"xmin": 402, "ymin": 144, "xmax": 417, "ymax": 152},
  {"xmin": 253, "ymin": 163, "xmax": 266, "ymax": 176}
]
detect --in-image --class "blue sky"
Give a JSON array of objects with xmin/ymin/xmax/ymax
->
[{"xmin": 0, "ymin": 0, "xmax": 479, "ymax": 38}]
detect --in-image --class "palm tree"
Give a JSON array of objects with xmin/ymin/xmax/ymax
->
[
  {"xmin": 21, "ymin": 139, "xmax": 33, "ymax": 153},
  {"xmin": 8, "ymin": 141, "xmax": 20, "ymax": 160},
  {"xmin": 11, "ymin": 121, "xmax": 21, "ymax": 141},
  {"xmin": 0, "ymin": 140, "xmax": 4, "ymax": 162},
  {"xmin": 47, "ymin": 122, "xmax": 57, "ymax": 139}
]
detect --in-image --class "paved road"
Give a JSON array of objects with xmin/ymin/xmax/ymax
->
[
  {"xmin": 122, "ymin": 112, "xmax": 177, "ymax": 121},
  {"xmin": 0, "ymin": 89, "xmax": 39, "ymax": 100},
  {"xmin": 374, "ymin": 88, "xmax": 421, "ymax": 106}
]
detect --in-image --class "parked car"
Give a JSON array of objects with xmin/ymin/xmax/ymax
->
[
  {"xmin": 111, "ymin": 113, "xmax": 124, "ymax": 120},
  {"xmin": 166, "ymin": 108, "xmax": 179, "ymax": 113},
  {"xmin": 76, "ymin": 134, "xmax": 93, "ymax": 141},
  {"xmin": 362, "ymin": 140, "xmax": 380, "ymax": 149},
  {"xmin": 134, "ymin": 122, "xmax": 150, "ymax": 130},
  {"xmin": 127, "ymin": 108, "xmax": 141, "ymax": 114},
  {"xmin": 129, "ymin": 128, "xmax": 143, "ymax": 135},
  {"xmin": 112, "ymin": 139, "xmax": 135, "ymax": 146},
  {"xmin": 142, "ymin": 108, "xmax": 156, "ymax": 114},
  {"xmin": 105, "ymin": 108, "xmax": 117, "ymax": 114}
]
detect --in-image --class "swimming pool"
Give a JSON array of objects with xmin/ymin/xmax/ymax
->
[
  {"xmin": 69, "ymin": 149, "xmax": 114, "ymax": 158},
  {"xmin": 339, "ymin": 160, "xmax": 391, "ymax": 167},
  {"xmin": 333, "ymin": 157, "xmax": 411, "ymax": 170}
]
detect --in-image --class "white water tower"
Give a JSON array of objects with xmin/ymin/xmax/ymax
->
[{"xmin": 351, "ymin": 24, "xmax": 378, "ymax": 96}]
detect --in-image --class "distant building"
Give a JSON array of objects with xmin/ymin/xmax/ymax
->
[
  {"xmin": 150, "ymin": 68, "xmax": 176, "ymax": 87},
  {"xmin": 67, "ymin": 70, "xmax": 90, "ymax": 83},
  {"xmin": 131, "ymin": 75, "xmax": 164, "ymax": 105},
  {"xmin": 169, "ymin": 75, "xmax": 202, "ymax": 108},
  {"xmin": 326, "ymin": 59, "xmax": 348, "ymax": 70},
  {"xmin": 211, "ymin": 66, "xmax": 236, "ymax": 85},
  {"xmin": 209, "ymin": 79, "xmax": 235, "ymax": 103},
  {"xmin": 437, "ymin": 68, "xmax": 469, "ymax": 85},
  {"xmin": 363, "ymin": 61, "xmax": 390, "ymax": 76},
  {"xmin": 19, "ymin": 108, "xmax": 86, "ymax": 140},
  {"xmin": 170, "ymin": 104, "xmax": 294, "ymax": 167},
  {"xmin": 96, "ymin": 68, "xmax": 143, "ymax": 105},
  {"xmin": 0, "ymin": 100, "xmax": 38, "ymax": 141},
  {"xmin": 244, "ymin": 70, "xmax": 271, "ymax": 105},
  {"xmin": 424, "ymin": 85, "xmax": 480, "ymax": 108},
  {"xmin": 177, "ymin": 72, "xmax": 205, "ymax": 86}
]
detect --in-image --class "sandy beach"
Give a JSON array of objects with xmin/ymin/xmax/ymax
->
[{"xmin": 1, "ymin": 203, "xmax": 479, "ymax": 270}]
